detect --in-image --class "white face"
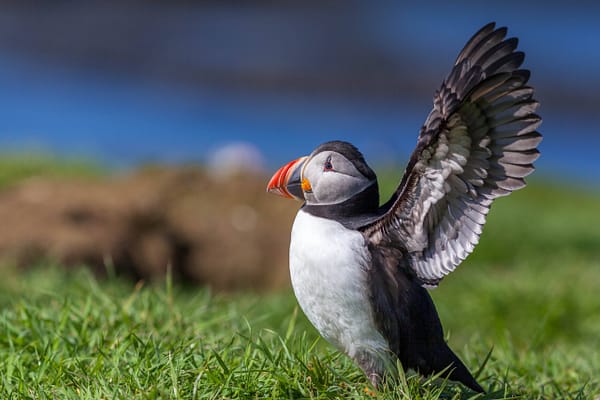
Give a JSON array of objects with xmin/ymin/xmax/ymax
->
[{"xmin": 301, "ymin": 150, "xmax": 375, "ymax": 205}]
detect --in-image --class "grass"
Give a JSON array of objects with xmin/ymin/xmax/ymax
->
[
  {"xmin": 0, "ymin": 157, "xmax": 599, "ymax": 398},
  {"xmin": 0, "ymin": 153, "xmax": 105, "ymax": 189}
]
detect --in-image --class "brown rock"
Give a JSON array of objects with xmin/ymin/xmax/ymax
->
[{"xmin": 0, "ymin": 167, "xmax": 297, "ymax": 291}]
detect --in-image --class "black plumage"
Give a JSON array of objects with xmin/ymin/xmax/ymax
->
[{"xmin": 367, "ymin": 236, "xmax": 484, "ymax": 393}]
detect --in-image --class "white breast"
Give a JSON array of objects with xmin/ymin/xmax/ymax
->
[{"xmin": 289, "ymin": 209, "xmax": 389, "ymax": 359}]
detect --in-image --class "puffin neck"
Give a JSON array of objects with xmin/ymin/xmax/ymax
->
[{"xmin": 302, "ymin": 181, "xmax": 380, "ymax": 223}]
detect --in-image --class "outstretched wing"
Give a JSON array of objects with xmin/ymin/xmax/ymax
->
[{"xmin": 361, "ymin": 23, "xmax": 541, "ymax": 287}]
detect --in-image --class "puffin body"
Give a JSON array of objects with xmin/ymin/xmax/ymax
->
[
  {"xmin": 290, "ymin": 209, "xmax": 389, "ymax": 367},
  {"xmin": 267, "ymin": 22, "xmax": 541, "ymax": 393}
]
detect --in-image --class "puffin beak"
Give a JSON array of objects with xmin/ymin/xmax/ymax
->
[{"xmin": 266, "ymin": 156, "xmax": 308, "ymax": 200}]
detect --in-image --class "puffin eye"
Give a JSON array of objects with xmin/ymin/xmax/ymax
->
[{"xmin": 323, "ymin": 157, "xmax": 334, "ymax": 171}]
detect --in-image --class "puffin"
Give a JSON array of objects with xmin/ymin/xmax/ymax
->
[{"xmin": 266, "ymin": 22, "xmax": 541, "ymax": 393}]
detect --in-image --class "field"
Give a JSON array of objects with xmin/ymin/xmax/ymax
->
[{"xmin": 0, "ymin": 158, "xmax": 599, "ymax": 399}]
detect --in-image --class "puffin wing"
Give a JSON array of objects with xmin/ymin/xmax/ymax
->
[{"xmin": 361, "ymin": 23, "xmax": 541, "ymax": 287}]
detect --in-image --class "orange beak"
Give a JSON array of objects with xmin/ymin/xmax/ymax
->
[{"xmin": 266, "ymin": 156, "xmax": 308, "ymax": 200}]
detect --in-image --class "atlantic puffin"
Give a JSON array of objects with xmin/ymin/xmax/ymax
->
[{"xmin": 266, "ymin": 22, "xmax": 541, "ymax": 393}]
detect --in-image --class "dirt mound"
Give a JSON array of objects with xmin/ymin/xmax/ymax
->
[{"xmin": 0, "ymin": 167, "xmax": 297, "ymax": 290}]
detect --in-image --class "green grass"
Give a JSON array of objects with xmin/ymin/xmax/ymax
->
[
  {"xmin": 0, "ymin": 159, "xmax": 599, "ymax": 398},
  {"xmin": 0, "ymin": 153, "xmax": 105, "ymax": 189}
]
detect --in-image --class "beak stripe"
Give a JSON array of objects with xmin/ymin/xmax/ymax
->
[{"xmin": 266, "ymin": 157, "xmax": 307, "ymax": 199}]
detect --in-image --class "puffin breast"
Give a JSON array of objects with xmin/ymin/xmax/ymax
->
[{"xmin": 289, "ymin": 209, "xmax": 389, "ymax": 357}]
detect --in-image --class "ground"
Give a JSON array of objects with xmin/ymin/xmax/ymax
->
[{"xmin": 0, "ymin": 157, "xmax": 598, "ymax": 399}]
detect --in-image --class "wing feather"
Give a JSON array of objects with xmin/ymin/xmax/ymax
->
[
  {"xmin": 455, "ymin": 23, "xmax": 498, "ymax": 64},
  {"xmin": 361, "ymin": 23, "xmax": 542, "ymax": 286}
]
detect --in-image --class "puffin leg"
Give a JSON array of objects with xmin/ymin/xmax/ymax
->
[{"xmin": 353, "ymin": 349, "xmax": 387, "ymax": 388}]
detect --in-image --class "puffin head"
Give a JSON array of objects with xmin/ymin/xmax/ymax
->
[{"xmin": 267, "ymin": 141, "xmax": 379, "ymax": 215}]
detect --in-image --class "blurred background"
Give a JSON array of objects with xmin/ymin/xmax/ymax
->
[{"xmin": 0, "ymin": 1, "xmax": 598, "ymax": 289}]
